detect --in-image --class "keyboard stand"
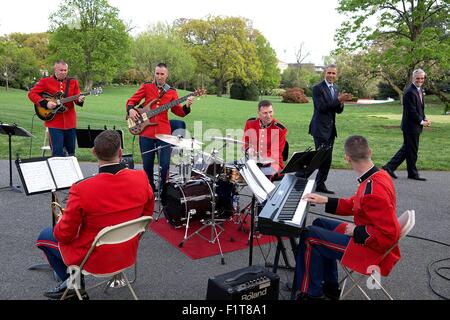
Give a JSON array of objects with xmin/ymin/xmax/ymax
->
[{"xmin": 265, "ymin": 236, "xmax": 298, "ymax": 273}]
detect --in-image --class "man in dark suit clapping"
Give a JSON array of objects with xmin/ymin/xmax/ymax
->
[
  {"xmin": 383, "ymin": 69, "xmax": 431, "ymax": 181},
  {"xmin": 309, "ymin": 64, "xmax": 352, "ymax": 194}
]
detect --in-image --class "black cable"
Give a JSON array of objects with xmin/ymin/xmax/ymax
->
[
  {"xmin": 427, "ymin": 258, "xmax": 450, "ymax": 300},
  {"xmin": 309, "ymin": 209, "xmax": 450, "ymax": 300}
]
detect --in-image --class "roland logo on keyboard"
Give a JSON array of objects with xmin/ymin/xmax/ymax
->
[{"xmin": 241, "ymin": 288, "xmax": 268, "ymax": 300}]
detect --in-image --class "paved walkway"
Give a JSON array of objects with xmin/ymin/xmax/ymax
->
[{"xmin": 0, "ymin": 160, "xmax": 449, "ymax": 300}]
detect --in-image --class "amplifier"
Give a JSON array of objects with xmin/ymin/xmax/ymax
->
[{"xmin": 206, "ymin": 265, "xmax": 279, "ymax": 301}]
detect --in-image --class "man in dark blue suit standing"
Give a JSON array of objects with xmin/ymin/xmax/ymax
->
[
  {"xmin": 382, "ymin": 69, "xmax": 431, "ymax": 181},
  {"xmin": 309, "ymin": 64, "xmax": 352, "ymax": 194}
]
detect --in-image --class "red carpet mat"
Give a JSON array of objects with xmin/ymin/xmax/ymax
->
[{"xmin": 150, "ymin": 215, "xmax": 277, "ymax": 260}]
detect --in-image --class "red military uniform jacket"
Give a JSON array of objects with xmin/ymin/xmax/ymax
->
[
  {"xmin": 126, "ymin": 83, "xmax": 190, "ymax": 139},
  {"xmin": 54, "ymin": 164, "xmax": 154, "ymax": 275},
  {"xmin": 28, "ymin": 76, "xmax": 83, "ymax": 129},
  {"xmin": 326, "ymin": 167, "xmax": 401, "ymax": 276},
  {"xmin": 243, "ymin": 118, "xmax": 287, "ymax": 172}
]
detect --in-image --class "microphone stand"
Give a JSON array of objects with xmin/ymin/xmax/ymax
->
[{"xmin": 142, "ymin": 143, "xmax": 172, "ymax": 220}]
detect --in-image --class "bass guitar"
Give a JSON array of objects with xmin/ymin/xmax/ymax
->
[
  {"xmin": 34, "ymin": 87, "xmax": 103, "ymax": 121},
  {"xmin": 127, "ymin": 88, "xmax": 206, "ymax": 135}
]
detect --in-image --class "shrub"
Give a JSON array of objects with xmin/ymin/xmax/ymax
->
[
  {"xmin": 230, "ymin": 81, "xmax": 260, "ymax": 101},
  {"xmin": 282, "ymin": 87, "xmax": 309, "ymax": 103},
  {"xmin": 243, "ymin": 83, "xmax": 260, "ymax": 101},
  {"xmin": 230, "ymin": 82, "xmax": 245, "ymax": 100}
]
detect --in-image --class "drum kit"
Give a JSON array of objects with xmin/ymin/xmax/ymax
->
[{"xmin": 150, "ymin": 133, "xmax": 274, "ymax": 264}]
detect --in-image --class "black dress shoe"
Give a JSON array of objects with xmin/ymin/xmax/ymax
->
[
  {"xmin": 44, "ymin": 281, "xmax": 88, "ymax": 300},
  {"xmin": 316, "ymin": 186, "xmax": 335, "ymax": 194},
  {"xmin": 296, "ymin": 292, "xmax": 326, "ymax": 301},
  {"xmin": 323, "ymin": 283, "xmax": 341, "ymax": 300},
  {"xmin": 382, "ymin": 166, "xmax": 397, "ymax": 179},
  {"xmin": 408, "ymin": 175, "xmax": 427, "ymax": 181}
]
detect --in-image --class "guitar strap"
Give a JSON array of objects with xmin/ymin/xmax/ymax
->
[
  {"xmin": 157, "ymin": 83, "xmax": 170, "ymax": 100},
  {"xmin": 64, "ymin": 78, "xmax": 71, "ymax": 98}
]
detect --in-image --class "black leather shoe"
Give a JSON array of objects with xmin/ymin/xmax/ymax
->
[
  {"xmin": 44, "ymin": 281, "xmax": 88, "ymax": 300},
  {"xmin": 382, "ymin": 166, "xmax": 397, "ymax": 179},
  {"xmin": 323, "ymin": 283, "xmax": 341, "ymax": 300},
  {"xmin": 408, "ymin": 175, "xmax": 426, "ymax": 181},
  {"xmin": 316, "ymin": 185, "xmax": 335, "ymax": 194},
  {"xmin": 296, "ymin": 292, "xmax": 326, "ymax": 301}
]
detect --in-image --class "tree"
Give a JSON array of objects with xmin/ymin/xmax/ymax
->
[
  {"xmin": 48, "ymin": 0, "xmax": 132, "ymax": 90},
  {"xmin": 330, "ymin": 51, "xmax": 380, "ymax": 99},
  {"xmin": 254, "ymin": 33, "xmax": 281, "ymax": 94},
  {"xmin": 0, "ymin": 41, "xmax": 40, "ymax": 90},
  {"xmin": 294, "ymin": 42, "xmax": 310, "ymax": 85},
  {"xmin": 176, "ymin": 16, "xmax": 262, "ymax": 96},
  {"xmin": 336, "ymin": 0, "xmax": 450, "ymax": 110},
  {"xmin": 281, "ymin": 66, "xmax": 320, "ymax": 96},
  {"xmin": 131, "ymin": 23, "xmax": 197, "ymax": 88},
  {"xmin": 6, "ymin": 33, "xmax": 50, "ymax": 69}
]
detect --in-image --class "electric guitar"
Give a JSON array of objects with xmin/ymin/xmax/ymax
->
[
  {"xmin": 34, "ymin": 87, "xmax": 103, "ymax": 121},
  {"xmin": 127, "ymin": 88, "xmax": 206, "ymax": 135}
]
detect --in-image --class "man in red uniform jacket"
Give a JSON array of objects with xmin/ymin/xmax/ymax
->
[
  {"xmin": 126, "ymin": 63, "xmax": 195, "ymax": 191},
  {"xmin": 243, "ymin": 100, "xmax": 287, "ymax": 177},
  {"xmin": 36, "ymin": 130, "xmax": 154, "ymax": 299},
  {"xmin": 295, "ymin": 135, "xmax": 401, "ymax": 300},
  {"xmin": 28, "ymin": 60, "xmax": 85, "ymax": 156}
]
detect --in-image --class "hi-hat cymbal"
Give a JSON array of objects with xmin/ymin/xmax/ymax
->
[
  {"xmin": 212, "ymin": 136, "xmax": 244, "ymax": 145},
  {"xmin": 156, "ymin": 134, "xmax": 203, "ymax": 150}
]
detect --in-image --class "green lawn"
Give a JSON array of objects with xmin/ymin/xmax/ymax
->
[{"xmin": 1, "ymin": 86, "xmax": 449, "ymax": 170}]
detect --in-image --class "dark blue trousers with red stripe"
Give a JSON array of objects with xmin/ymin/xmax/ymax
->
[
  {"xmin": 294, "ymin": 218, "xmax": 351, "ymax": 297},
  {"xmin": 36, "ymin": 226, "xmax": 69, "ymax": 282}
]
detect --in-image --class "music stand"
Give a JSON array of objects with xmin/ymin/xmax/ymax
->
[
  {"xmin": 0, "ymin": 123, "xmax": 33, "ymax": 193},
  {"xmin": 76, "ymin": 126, "xmax": 125, "ymax": 149},
  {"xmin": 281, "ymin": 146, "xmax": 331, "ymax": 178},
  {"xmin": 15, "ymin": 155, "xmax": 84, "ymax": 276},
  {"xmin": 76, "ymin": 126, "xmax": 134, "ymax": 169}
]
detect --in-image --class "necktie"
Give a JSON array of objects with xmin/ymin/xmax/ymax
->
[
  {"xmin": 329, "ymin": 85, "xmax": 335, "ymax": 98},
  {"xmin": 419, "ymin": 89, "xmax": 423, "ymax": 104}
]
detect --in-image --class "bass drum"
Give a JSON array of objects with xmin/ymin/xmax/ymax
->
[{"xmin": 161, "ymin": 178, "xmax": 233, "ymax": 228}]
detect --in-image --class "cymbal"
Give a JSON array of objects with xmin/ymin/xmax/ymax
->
[
  {"xmin": 156, "ymin": 134, "xmax": 203, "ymax": 150},
  {"xmin": 212, "ymin": 136, "xmax": 244, "ymax": 145}
]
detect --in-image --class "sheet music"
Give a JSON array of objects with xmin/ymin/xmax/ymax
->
[
  {"xmin": 239, "ymin": 160, "xmax": 275, "ymax": 203},
  {"xmin": 47, "ymin": 157, "xmax": 84, "ymax": 189},
  {"xmin": 246, "ymin": 160, "xmax": 275, "ymax": 195},
  {"xmin": 18, "ymin": 161, "xmax": 56, "ymax": 193},
  {"xmin": 240, "ymin": 166, "xmax": 267, "ymax": 203}
]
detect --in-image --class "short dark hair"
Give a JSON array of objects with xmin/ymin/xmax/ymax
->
[
  {"xmin": 344, "ymin": 135, "xmax": 370, "ymax": 162},
  {"xmin": 258, "ymin": 100, "xmax": 272, "ymax": 111},
  {"xmin": 94, "ymin": 130, "xmax": 121, "ymax": 161},
  {"xmin": 156, "ymin": 63, "xmax": 168, "ymax": 69}
]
